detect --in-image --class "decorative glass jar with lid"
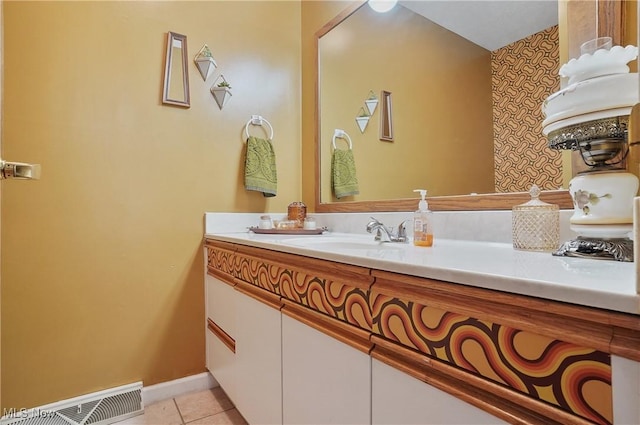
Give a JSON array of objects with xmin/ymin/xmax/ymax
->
[{"xmin": 512, "ymin": 185, "xmax": 559, "ymax": 252}]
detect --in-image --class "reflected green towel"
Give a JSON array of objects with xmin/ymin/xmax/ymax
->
[
  {"xmin": 331, "ymin": 149, "xmax": 359, "ymax": 199},
  {"xmin": 245, "ymin": 136, "xmax": 277, "ymax": 197}
]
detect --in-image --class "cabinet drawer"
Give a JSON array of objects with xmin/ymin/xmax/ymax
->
[{"xmin": 205, "ymin": 273, "xmax": 237, "ymax": 337}]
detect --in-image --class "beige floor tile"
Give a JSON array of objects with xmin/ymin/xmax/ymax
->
[
  {"xmin": 175, "ymin": 387, "xmax": 234, "ymax": 423},
  {"xmin": 111, "ymin": 414, "xmax": 144, "ymax": 425},
  {"xmin": 113, "ymin": 399, "xmax": 183, "ymax": 425},
  {"xmin": 186, "ymin": 408, "xmax": 248, "ymax": 425}
]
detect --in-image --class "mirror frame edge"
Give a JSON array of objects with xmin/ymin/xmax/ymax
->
[
  {"xmin": 315, "ymin": 190, "xmax": 574, "ymax": 213},
  {"xmin": 313, "ymin": 1, "xmax": 578, "ymax": 212}
]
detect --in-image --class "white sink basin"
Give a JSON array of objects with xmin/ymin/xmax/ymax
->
[{"xmin": 281, "ymin": 235, "xmax": 409, "ymax": 252}]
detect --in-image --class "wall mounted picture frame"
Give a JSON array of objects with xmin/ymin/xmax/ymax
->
[{"xmin": 162, "ymin": 31, "xmax": 190, "ymax": 108}]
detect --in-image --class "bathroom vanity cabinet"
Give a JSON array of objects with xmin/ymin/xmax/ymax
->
[
  {"xmin": 203, "ymin": 236, "xmax": 639, "ymax": 425},
  {"xmin": 205, "ymin": 255, "xmax": 281, "ymax": 425}
]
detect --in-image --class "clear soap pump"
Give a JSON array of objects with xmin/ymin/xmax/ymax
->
[{"xmin": 413, "ymin": 189, "xmax": 433, "ymax": 247}]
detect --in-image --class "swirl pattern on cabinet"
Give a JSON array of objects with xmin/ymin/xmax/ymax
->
[
  {"xmin": 206, "ymin": 246, "xmax": 236, "ymax": 276},
  {"xmin": 279, "ymin": 273, "xmax": 372, "ymax": 330},
  {"xmin": 207, "ymin": 246, "xmax": 372, "ymax": 330},
  {"xmin": 370, "ymin": 293, "xmax": 612, "ymax": 425},
  {"xmin": 236, "ymin": 256, "xmax": 283, "ymax": 293},
  {"xmin": 206, "ymin": 243, "xmax": 616, "ymax": 424},
  {"xmin": 492, "ymin": 25, "xmax": 563, "ymax": 193}
]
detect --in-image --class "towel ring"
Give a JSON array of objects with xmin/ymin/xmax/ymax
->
[
  {"xmin": 332, "ymin": 129, "xmax": 352, "ymax": 150},
  {"xmin": 244, "ymin": 115, "xmax": 274, "ymax": 140}
]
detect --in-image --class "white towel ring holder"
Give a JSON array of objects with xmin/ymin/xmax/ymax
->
[
  {"xmin": 332, "ymin": 129, "xmax": 352, "ymax": 150},
  {"xmin": 244, "ymin": 115, "xmax": 274, "ymax": 140}
]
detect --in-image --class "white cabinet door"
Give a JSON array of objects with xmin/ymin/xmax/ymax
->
[
  {"xmin": 372, "ymin": 359, "xmax": 506, "ymax": 425},
  {"xmin": 234, "ymin": 293, "xmax": 282, "ymax": 425},
  {"xmin": 611, "ymin": 355, "xmax": 640, "ymax": 425},
  {"xmin": 206, "ymin": 329, "xmax": 237, "ymax": 403},
  {"xmin": 282, "ymin": 314, "xmax": 370, "ymax": 425},
  {"xmin": 205, "ymin": 272, "xmax": 238, "ymax": 402}
]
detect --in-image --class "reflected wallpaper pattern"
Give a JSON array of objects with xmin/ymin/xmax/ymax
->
[{"xmin": 492, "ymin": 26, "xmax": 563, "ymax": 192}]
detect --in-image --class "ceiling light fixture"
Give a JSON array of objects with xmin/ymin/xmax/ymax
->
[{"xmin": 368, "ymin": 0, "xmax": 397, "ymax": 13}]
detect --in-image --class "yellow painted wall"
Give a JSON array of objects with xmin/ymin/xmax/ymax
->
[
  {"xmin": 1, "ymin": 1, "xmax": 301, "ymax": 408},
  {"xmin": 318, "ymin": 4, "xmax": 494, "ymax": 201}
]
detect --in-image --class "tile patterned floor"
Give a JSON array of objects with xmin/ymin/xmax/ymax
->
[{"xmin": 115, "ymin": 387, "xmax": 247, "ymax": 425}]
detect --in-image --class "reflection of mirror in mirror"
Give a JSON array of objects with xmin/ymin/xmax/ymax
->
[
  {"xmin": 162, "ymin": 31, "xmax": 190, "ymax": 108},
  {"xmin": 318, "ymin": 1, "xmax": 562, "ymax": 204},
  {"xmin": 169, "ymin": 39, "xmax": 184, "ymax": 99},
  {"xmin": 379, "ymin": 90, "xmax": 393, "ymax": 142}
]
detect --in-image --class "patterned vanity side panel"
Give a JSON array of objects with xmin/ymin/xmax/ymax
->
[
  {"xmin": 370, "ymin": 292, "xmax": 613, "ymax": 425},
  {"xmin": 206, "ymin": 245, "xmax": 237, "ymax": 279},
  {"xmin": 207, "ymin": 245, "xmax": 372, "ymax": 330},
  {"xmin": 207, "ymin": 245, "xmax": 281, "ymax": 293}
]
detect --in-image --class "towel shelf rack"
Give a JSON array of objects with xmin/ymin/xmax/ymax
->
[
  {"xmin": 244, "ymin": 115, "xmax": 274, "ymax": 140},
  {"xmin": 332, "ymin": 129, "xmax": 353, "ymax": 150}
]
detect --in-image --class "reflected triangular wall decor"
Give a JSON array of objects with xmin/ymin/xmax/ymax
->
[
  {"xmin": 365, "ymin": 98, "xmax": 378, "ymax": 115},
  {"xmin": 355, "ymin": 116, "xmax": 370, "ymax": 133}
]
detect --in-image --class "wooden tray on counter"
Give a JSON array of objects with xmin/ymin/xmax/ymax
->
[{"xmin": 249, "ymin": 226, "xmax": 328, "ymax": 235}]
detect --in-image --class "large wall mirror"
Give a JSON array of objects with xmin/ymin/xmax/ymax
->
[{"xmin": 314, "ymin": 0, "xmax": 631, "ymax": 212}]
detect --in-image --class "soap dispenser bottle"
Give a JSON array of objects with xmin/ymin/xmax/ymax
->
[{"xmin": 413, "ymin": 189, "xmax": 433, "ymax": 247}]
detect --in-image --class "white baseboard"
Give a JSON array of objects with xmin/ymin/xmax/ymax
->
[{"xmin": 142, "ymin": 372, "xmax": 218, "ymax": 406}]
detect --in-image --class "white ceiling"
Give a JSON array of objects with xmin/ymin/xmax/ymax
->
[{"xmin": 399, "ymin": 0, "xmax": 558, "ymax": 51}]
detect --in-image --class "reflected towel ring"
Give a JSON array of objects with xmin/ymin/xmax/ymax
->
[
  {"xmin": 332, "ymin": 129, "xmax": 353, "ymax": 150},
  {"xmin": 244, "ymin": 115, "xmax": 274, "ymax": 140}
]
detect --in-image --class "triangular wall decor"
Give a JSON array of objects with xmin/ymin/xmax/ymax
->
[
  {"xmin": 194, "ymin": 44, "xmax": 217, "ymax": 81},
  {"xmin": 196, "ymin": 58, "xmax": 216, "ymax": 81},
  {"xmin": 211, "ymin": 87, "xmax": 232, "ymax": 109}
]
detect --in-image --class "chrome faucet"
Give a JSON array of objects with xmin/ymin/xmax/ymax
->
[{"xmin": 366, "ymin": 217, "xmax": 409, "ymax": 243}]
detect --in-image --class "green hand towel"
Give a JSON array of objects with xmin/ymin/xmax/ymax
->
[
  {"xmin": 245, "ymin": 136, "xmax": 277, "ymax": 197},
  {"xmin": 331, "ymin": 148, "xmax": 359, "ymax": 199}
]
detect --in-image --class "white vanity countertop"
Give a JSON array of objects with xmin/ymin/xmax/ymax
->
[{"xmin": 205, "ymin": 230, "xmax": 638, "ymax": 316}]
